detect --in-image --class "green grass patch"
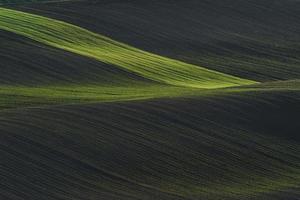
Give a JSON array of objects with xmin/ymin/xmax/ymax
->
[
  {"xmin": 0, "ymin": 80, "xmax": 299, "ymax": 110},
  {"xmin": 0, "ymin": 84, "xmax": 203, "ymax": 109}
]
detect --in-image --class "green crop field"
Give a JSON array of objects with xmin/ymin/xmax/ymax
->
[{"xmin": 0, "ymin": 0, "xmax": 300, "ymax": 199}]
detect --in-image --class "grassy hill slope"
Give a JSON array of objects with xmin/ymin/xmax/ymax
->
[
  {"xmin": 1, "ymin": 87, "xmax": 300, "ymax": 200},
  {"xmin": 14, "ymin": 0, "xmax": 300, "ymax": 82},
  {"xmin": 0, "ymin": 7, "xmax": 256, "ymax": 89}
]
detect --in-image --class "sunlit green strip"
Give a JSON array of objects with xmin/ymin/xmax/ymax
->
[{"xmin": 0, "ymin": 7, "xmax": 257, "ymax": 89}]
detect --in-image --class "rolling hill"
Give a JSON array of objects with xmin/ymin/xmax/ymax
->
[
  {"xmin": 0, "ymin": 7, "xmax": 256, "ymax": 88},
  {"xmin": 12, "ymin": 0, "xmax": 300, "ymax": 81},
  {"xmin": 1, "ymin": 84, "xmax": 300, "ymax": 200},
  {"xmin": 0, "ymin": 0, "xmax": 300, "ymax": 200}
]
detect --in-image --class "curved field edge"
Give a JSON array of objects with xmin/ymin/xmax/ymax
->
[
  {"xmin": 0, "ymin": 84, "xmax": 200, "ymax": 110},
  {"xmin": 0, "ymin": 29, "xmax": 158, "ymax": 86},
  {"xmin": 0, "ymin": 7, "xmax": 256, "ymax": 89},
  {"xmin": 0, "ymin": 80, "xmax": 299, "ymax": 111},
  {"xmin": 0, "ymin": 88, "xmax": 300, "ymax": 199}
]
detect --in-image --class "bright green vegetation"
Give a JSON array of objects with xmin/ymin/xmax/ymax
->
[
  {"xmin": 0, "ymin": 8, "xmax": 256, "ymax": 89},
  {"xmin": 0, "ymin": 80, "xmax": 299, "ymax": 110},
  {"xmin": 0, "ymin": 84, "xmax": 199, "ymax": 109}
]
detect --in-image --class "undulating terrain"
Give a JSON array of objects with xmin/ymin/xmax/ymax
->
[{"xmin": 0, "ymin": 0, "xmax": 300, "ymax": 199}]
